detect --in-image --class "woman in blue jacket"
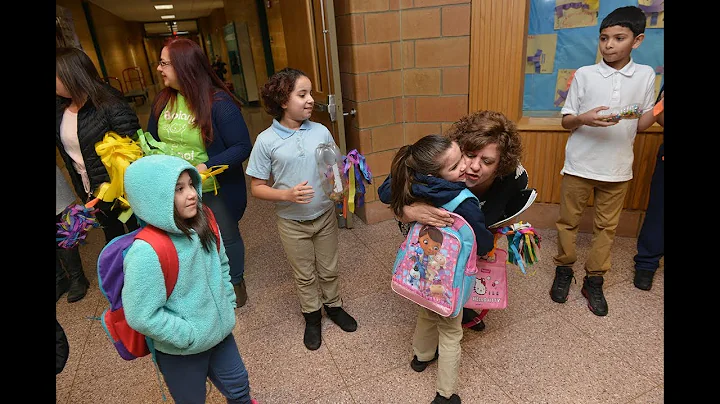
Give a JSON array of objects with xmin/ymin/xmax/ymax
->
[{"xmin": 147, "ymin": 38, "xmax": 253, "ymax": 307}]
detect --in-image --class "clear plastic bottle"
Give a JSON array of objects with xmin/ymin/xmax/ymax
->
[
  {"xmin": 315, "ymin": 142, "xmax": 348, "ymax": 202},
  {"xmin": 597, "ymin": 103, "xmax": 643, "ymax": 122}
]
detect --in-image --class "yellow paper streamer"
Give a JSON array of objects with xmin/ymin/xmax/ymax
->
[
  {"xmin": 347, "ymin": 164, "xmax": 356, "ymax": 213},
  {"xmin": 199, "ymin": 165, "xmax": 229, "ymax": 196},
  {"xmin": 89, "ymin": 132, "xmax": 144, "ymax": 222},
  {"xmin": 94, "ymin": 132, "xmax": 144, "ymax": 202}
]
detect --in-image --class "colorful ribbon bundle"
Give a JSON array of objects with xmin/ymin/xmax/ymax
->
[
  {"xmin": 86, "ymin": 131, "xmax": 144, "ymax": 223},
  {"xmin": 56, "ymin": 204, "xmax": 100, "ymax": 249},
  {"xmin": 490, "ymin": 221, "xmax": 542, "ymax": 275},
  {"xmin": 340, "ymin": 149, "xmax": 372, "ymax": 219}
]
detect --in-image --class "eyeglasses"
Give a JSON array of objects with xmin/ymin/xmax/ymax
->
[{"xmin": 158, "ymin": 60, "xmax": 172, "ymax": 67}]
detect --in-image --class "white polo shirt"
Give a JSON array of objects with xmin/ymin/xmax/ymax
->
[
  {"xmin": 560, "ymin": 59, "xmax": 656, "ymax": 182},
  {"xmin": 246, "ymin": 119, "xmax": 336, "ymax": 221}
]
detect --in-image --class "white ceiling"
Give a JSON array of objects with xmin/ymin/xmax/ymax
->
[{"xmin": 86, "ymin": 0, "xmax": 224, "ymax": 22}]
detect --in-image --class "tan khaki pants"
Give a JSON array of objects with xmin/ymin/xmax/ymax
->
[
  {"xmin": 413, "ymin": 307, "xmax": 463, "ymax": 398},
  {"xmin": 276, "ymin": 208, "xmax": 342, "ymax": 313},
  {"xmin": 553, "ymin": 174, "xmax": 629, "ymax": 275}
]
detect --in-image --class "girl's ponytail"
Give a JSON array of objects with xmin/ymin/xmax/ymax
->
[
  {"xmin": 388, "ymin": 135, "xmax": 454, "ymax": 217},
  {"xmin": 389, "ymin": 145, "xmax": 416, "ymax": 217}
]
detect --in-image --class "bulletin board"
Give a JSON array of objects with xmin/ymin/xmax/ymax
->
[{"xmin": 522, "ymin": 0, "xmax": 664, "ymax": 117}]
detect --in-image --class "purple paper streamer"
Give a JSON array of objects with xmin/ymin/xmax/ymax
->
[
  {"xmin": 638, "ymin": 0, "xmax": 663, "ymax": 25},
  {"xmin": 555, "ymin": 2, "xmax": 589, "ymax": 19},
  {"xmin": 554, "ymin": 89, "xmax": 568, "ymax": 107},
  {"xmin": 527, "ymin": 49, "xmax": 543, "ymax": 73}
]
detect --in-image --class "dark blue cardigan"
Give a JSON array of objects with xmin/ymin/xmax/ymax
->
[{"xmin": 147, "ymin": 92, "xmax": 252, "ymax": 221}]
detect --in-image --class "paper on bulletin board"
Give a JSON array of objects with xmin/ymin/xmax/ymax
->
[
  {"xmin": 654, "ymin": 74, "xmax": 663, "ymax": 100},
  {"xmin": 638, "ymin": 0, "xmax": 664, "ymax": 28},
  {"xmin": 526, "ymin": 34, "xmax": 557, "ymax": 74},
  {"xmin": 554, "ymin": 0, "xmax": 599, "ymax": 29},
  {"xmin": 553, "ymin": 69, "xmax": 577, "ymax": 108}
]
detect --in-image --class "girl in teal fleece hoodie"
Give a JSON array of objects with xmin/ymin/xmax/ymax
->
[{"xmin": 122, "ymin": 154, "xmax": 256, "ymax": 403}]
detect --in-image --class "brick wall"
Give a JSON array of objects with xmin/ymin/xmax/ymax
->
[{"xmin": 335, "ymin": 0, "xmax": 472, "ymax": 224}]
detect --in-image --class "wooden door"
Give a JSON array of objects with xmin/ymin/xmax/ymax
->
[{"xmin": 280, "ymin": 0, "xmax": 347, "ymax": 153}]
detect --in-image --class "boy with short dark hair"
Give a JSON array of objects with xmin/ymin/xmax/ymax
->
[{"xmin": 550, "ymin": 5, "xmax": 658, "ymax": 316}]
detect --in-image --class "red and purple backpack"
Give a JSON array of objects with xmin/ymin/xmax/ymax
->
[{"xmin": 97, "ymin": 207, "xmax": 220, "ymax": 360}]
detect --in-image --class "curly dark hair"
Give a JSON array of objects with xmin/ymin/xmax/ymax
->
[
  {"xmin": 261, "ymin": 67, "xmax": 308, "ymax": 120},
  {"xmin": 445, "ymin": 110, "xmax": 522, "ymax": 178}
]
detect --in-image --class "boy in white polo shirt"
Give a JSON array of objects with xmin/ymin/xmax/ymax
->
[
  {"xmin": 549, "ymin": 5, "xmax": 659, "ymax": 316},
  {"xmin": 246, "ymin": 68, "xmax": 357, "ymax": 350}
]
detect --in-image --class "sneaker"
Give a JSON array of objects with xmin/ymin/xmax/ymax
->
[
  {"xmin": 410, "ymin": 348, "xmax": 439, "ymax": 372},
  {"xmin": 549, "ymin": 266, "xmax": 575, "ymax": 303},
  {"xmin": 581, "ymin": 276, "xmax": 608, "ymax": 316},
  {"xmin": 431, "ymin": 392, "xmax": 461, "ymax": 404},
  {"xmin": 633, "ymin": 269, "xmax": 655, "ymax": 291}
]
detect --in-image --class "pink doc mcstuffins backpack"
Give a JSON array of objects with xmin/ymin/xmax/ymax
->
[{"xmin": 391, "ymin": 189, "xmax": 479, "ymax": 317}]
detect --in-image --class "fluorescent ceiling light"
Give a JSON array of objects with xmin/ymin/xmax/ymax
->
[
  {"xmin": 154, "ymin": 5, "xmax": 174, "ymax": 10},
  {"xmin": 160, "ymin": 15, "xmax": 175, "ymax": 19}
]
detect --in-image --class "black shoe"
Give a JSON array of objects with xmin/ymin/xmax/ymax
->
[
  {"xmin": 550, "ymin": 266, "xmax": 575, "ymax": 303},
  {"xmin": 431, "ymin": 392, "xmax": 461, "ymax": 404},
  {"xmin": 302, "ymin": 309, "xmax": 322, "ymax": 350},
  {"xmin": 67, "ymin": 275, "xmax": 90, "ymax": 303},
  {"xmin": 469, "ymin": 320, "xmax": 485, "ymax": 332},
  {"xmin": 58, "ymin": 247, "xmax": 89, "ymax": 303},
  {"xmin": 56, "ymin": 255, "xmax": 70, "ymax": 303},
  {"xmin": 323, "ymin": 304, "xmax": 357, "ymax": 332},
  {"xmin": 633, "ymin": 269, "xmax": 655, "ymax": 291},
  {"xmin": 410, "ymin": 348, "xmax": 439, "ymax": 372},
  {"xmin": 233, "ymin": 279, "xmax": 248, "ymax": 308},
  {"xmin": 581, "ymin": 276, "xmax": 608, "ymax": 316},
  {"xmin": 56, "ymin": 276, "xmax": 70, "ymax": 303},
  {"xmin": 461, "ymin": 308, "xmax": 486, "ymax": 331}
]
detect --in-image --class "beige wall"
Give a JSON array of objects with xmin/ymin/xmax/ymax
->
[
  {"xmin": 265, "ymin": 0, "xmax": 288, "ymax": 72},
  {"xmin": 56, "ymin": 0, "xmax": 151, "ymax": 93},
  {"xmin": 203, "ymin": 8, "xmax": 230, "ymax": 70},
  {"xmin": 335, "ymin": 0, "xmax": 473, "ymax": 225},
  {"xmin": 56, "ymin": 0, "xmax": 100, "ymax": 72},
  {"xmin": 223, "ymin": 0, "xmax": 271, "ymax": 98}
]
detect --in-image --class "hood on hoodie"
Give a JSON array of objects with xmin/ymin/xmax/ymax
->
[{"xmin": 124, "ymin": 155, "xmax": 202, "ymax": 234}]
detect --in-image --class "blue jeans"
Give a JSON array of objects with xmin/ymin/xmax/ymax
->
[
  {"xmin": 203, "ymin": 192, "xmax": 246, "ymax": 284},
  {"xmin": 155, "ymin": 334, "xmax": 252, "ymax": 404},
  {"xmin": 634, "ymin": 144, "xmax": 664, "ymax": 272}
]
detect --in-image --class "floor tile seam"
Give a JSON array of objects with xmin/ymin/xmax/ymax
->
[
  {"xmin": 622, "ymin": 382, "xmax": 664, "ymax": 404},
  {"xmin": 304, "ymin": 343, "xmax": 357, "ymax": 404},
  {"xmin": 338, "ymin": 362, "xmax": 409, "ymax": 390},
  {"xmin": 234, "ymin": 313, "xmax": 301, "ymax": 335},
  {"xmin": 71, "ymin": 359, "xmax": 157, "ymax": 391},
  {"xmin": 62, "ymin": 299, "xmax": 102, "ymax": 394},
  {"xmin": 553, "ymin": 308, "xmax": 662, "ymax": 383},
  {"xmin": 344, "ymin": 227, "xmax": 382, "ymax": 259}
]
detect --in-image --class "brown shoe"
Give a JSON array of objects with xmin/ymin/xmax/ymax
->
[{"xmin": 233, "ymin": 280, "xmax": 247, "ymax": 308}]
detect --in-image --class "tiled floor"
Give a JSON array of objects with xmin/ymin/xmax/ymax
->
[{"xmin": 56, "ymin": 90, "xmax": 664, "ymax": 403}]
